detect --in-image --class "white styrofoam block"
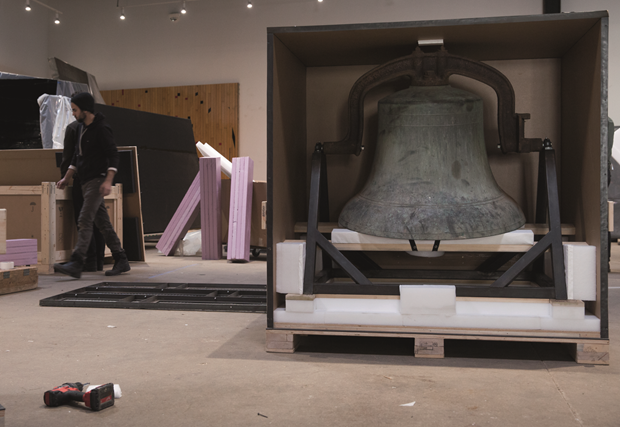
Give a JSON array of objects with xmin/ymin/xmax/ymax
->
[
  {"xmin": 0, "ymin": 261, "xmax": 14, "ymax": 270},
  {"xmin": 276, "ymin": 241, "xmax": 305, "ymax": 294},
  {"xmin": 196, "ymin": 141, "xmax": 233, "ymax": 177},
  {"xmin": 273, "ymin": 307, "xmax": 325, "ymax": 324},
  {"xmin": 324, "ymin": 312, "xmax": 403, "ymax": 327},
  {"xmin": 551, "ymin": 301, "xmax": 585, "ymax": 320},
  {"xmin": 456, "ymin": 300, "xmax": 551, "ymax": 318},
  {"xmin": 286, "ymin": 299, "xmax": 315, "ymax": 313},
  {"xmin": 315, "ymin": 298, "xmax": 400, "ymax": 314},
  {"xmin": 563, "ymin": 243, "xmax": 597, "ymax": 301},
  {"xmin": 331, "ymin": 228, "xmax": 534, "ymax": 246},
  {"xmin": 399, "ymin": 285, "xmax": 456, "ymax": 315},
  {"xmin": 402, "ymin": 314, "xmax": 542, "ymax": 330},
  {"xmin": 540, "ymin": 314, "xmax": 600, "ymax": 332}
]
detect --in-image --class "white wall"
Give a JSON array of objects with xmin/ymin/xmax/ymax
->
[
  {"xmin": 0, "ymin": 0, "xmax": 50, "ymax": 77},
  {"xmin": 2, "ymin": 0, "xmax": 619, "ymax": 179}
]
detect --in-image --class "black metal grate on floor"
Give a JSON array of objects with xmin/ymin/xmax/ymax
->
[{"xmin": 40, "ymin": 282, "xmax": 266, "ymax": 313}]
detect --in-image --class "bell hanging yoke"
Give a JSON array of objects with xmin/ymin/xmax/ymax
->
[{"xmin": 322, "ymin": 47, "xmax": 543, "ymax": 155}]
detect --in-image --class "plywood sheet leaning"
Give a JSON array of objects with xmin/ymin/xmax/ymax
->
[
  {"xmin": 156, "ymin": 174, "xmax": 201, "ymax": 256},
  {"xmin": 200, "ymin": 157, "xmax": 222, "ymax": 260},
  {"xmin": 227, "ymin": 157, "xmax": 254, "ymax": 262},
  {"xmin": 0, "ymin": 239, "xmax": 37, "ymax": 267},
  {"xmin": 101, "ymin": 83, "xmax": 239, "ymax": 163},
  {"xmin": 0, "ymin": 209, "xmax": 5, "ymax": 255}
]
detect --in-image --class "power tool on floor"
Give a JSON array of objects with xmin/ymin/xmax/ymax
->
[{"xmin": 43, "ymin": 382, "xmax": 115, "ymax": 411}]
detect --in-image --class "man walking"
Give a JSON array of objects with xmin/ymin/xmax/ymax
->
[
  {"xmin": 54, "ymin": 92, "xmax": 130, "ymax": 278},
  {"xmin": 60, "ymin": 119, "xmax": 105, "ymax": 272}
]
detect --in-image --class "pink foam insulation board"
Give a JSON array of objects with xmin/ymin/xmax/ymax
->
[
  {"xmin": 200, "ymin": 157, "xmax": 222, "ymax": 260},
  {"xmin": 0, "ymin": 239, "xmax": 37, "ymax": 266},
  {"xmin": 156, "ymin": 173, "xmax": 201, "ymax": 256},
  {"xmin": 227, "ymin": 157, "xmax": 254, "ymax": 262}
]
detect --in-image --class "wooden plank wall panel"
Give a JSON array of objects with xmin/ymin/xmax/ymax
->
[{"xmin": 101, "ymin": 84, "xmax": 239, "ymax": 162}]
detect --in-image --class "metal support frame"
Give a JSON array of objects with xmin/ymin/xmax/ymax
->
[{"xmin": 302, "ymin": 141, "xmax": 567, "ymax": 299}]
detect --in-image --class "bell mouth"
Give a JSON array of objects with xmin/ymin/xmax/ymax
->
[{"xmin": 338, "ymin": 193, "xmax": 526, "ymax": 240}]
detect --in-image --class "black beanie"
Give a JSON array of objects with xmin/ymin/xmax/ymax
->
[{"xmin": 71, "ymin": 92, "xmax": 95, "ymax": 113}]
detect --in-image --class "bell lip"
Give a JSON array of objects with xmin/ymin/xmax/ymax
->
[
  {"xmin": 338, "ymin": 196, "xmax": 527, "ymax": 241},
  {"xmin": 337, "ymin": 219, "xmax": 527, "ymax": 241}
]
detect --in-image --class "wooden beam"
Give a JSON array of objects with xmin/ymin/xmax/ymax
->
[{"xmin": 0, "ymin": 266, "xmax": 38, "ymax": 296}]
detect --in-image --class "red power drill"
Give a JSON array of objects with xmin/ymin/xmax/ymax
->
[{"xmin": 44, "ymin": 382, "xmax": 115, "ymax": 411}]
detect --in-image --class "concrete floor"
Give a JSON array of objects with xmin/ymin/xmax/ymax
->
[{"xmin": 1, "ymin": 245, "xmax": 620, "ymax": 426}]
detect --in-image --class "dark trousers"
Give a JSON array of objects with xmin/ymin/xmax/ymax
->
[
  {"xmin": 73, "ymin": 176, "xmax": 123, "ymax": 261},
  {"xmin": 72, "ymin": 175, "xmax": 105, "ymax": 265}
]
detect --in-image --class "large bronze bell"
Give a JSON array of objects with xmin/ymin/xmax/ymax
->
[
  {"xmin": 332, "ymin": 49, "xmax": 537, "ymax": 241},
  {"xmin": 339, "ymin": 84, "xmax": 525, "ymax": 240}
]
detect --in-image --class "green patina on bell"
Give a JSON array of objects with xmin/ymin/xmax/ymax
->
[{"xmin": 338, "ymin": 84, "xmax": 525, "ymax": 240}]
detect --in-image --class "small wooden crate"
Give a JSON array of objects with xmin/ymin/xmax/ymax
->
[
  {"xmin": 0, "ymin": 183, "xmax": 123, "ymax": 274},
  {"xmin": 0, "ymin": 266, "xmax": 38, "ymax": 295}
]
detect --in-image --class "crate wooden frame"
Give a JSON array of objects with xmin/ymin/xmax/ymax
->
[
  {"xmin": 267, "ymin": 11, "xmax": 611, "ymax": 360},
  {"xmin": 0, "ymin": 183, "xmax": 123, "ymax": 274}
]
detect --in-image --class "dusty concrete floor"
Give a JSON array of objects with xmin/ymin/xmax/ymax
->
[{"xmin": 1, "ymin": 245, "xmax": 620, "ymax": 426}]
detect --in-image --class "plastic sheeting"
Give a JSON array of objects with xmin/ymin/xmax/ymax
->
[
  {"xmin": 37, "ymin": 94, "xmax": 75, "ymax": 149},
  {"xmin": 56, "ymin": 80, "xmax": 90, "ymax": 98}
]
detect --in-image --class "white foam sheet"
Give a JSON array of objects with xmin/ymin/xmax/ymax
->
[
  {"xmin": 196, "ymin": 141, "xmax": 233, "ymax": 177},
  {"xmin": 540, "ymin": 315, "xmax": 600, "ymax": 332},
  {"xmin": 331, "ymin": 228, "xmax": 534, "ymax": 246},
  {"xmin": 563, "ymin": 243, "xmax": 597, "ymax": 301},
  {"xmin": 274, "ymin": 307, "xmax": 325, "ymax": 324},
  {"xmin": 276, "ymin": 241, "xmax": 305, "ymax": 294},
  {"xmin": 315, "ymin": 298, "xmax": 400, "ymax": 313},
  {"xmin": 400, "ymin": 285, "xmax": 456, "ymax": 315},
  {"xmin": 286, "ymin": 299, "xmax": 315, "ymax": 313},
  {"xmin": 324, "ymin": 312, "xmax": 404, "ymax": 327},
  {"xmin": 456, "ymin": 300, "xmax": 550, "ymax": 317},
  {"xmin": 402, "ymin": 313, "xmax": 543, "ymax": 330},
  {"xmin": 551, "ymin": 301, "xmax": 585, "ymax": 320}
]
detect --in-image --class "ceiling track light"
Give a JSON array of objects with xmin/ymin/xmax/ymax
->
[
  {"xmin": 25, "ymin": 0, "xmax": 31, "ymax": 11},
  {"xmin": 247, "ymin": 1, "xmax": 252, "ymax": 8},
  {"xmin": 54, "ymin": 11, "xmax": 60, "ymax": 24},
  {"xmin": 181, "ymin": 1, "xmax": 187, "ymax": 14},
  {"xmin": 120, "ymin": 7, "xmax": 126, "ymax": 20}
]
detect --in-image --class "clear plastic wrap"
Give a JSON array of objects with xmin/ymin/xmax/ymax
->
[{"xmin": 37, "ymin": 94, "xmax": 75, "ymax": 149}]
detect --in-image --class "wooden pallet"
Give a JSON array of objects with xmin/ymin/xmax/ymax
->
[
  {"xmin": 266, "ymin": 326, "xmax": 609, "ymax": 365},
  {"xmin": 0, "ymin": 266, "xmax": 38, "ymax": 296}
]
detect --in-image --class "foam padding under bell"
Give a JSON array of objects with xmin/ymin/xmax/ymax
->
[
  {"xmin": 331, "ymin": 228, "xmax": 534, "ymax": 246},
  {"xmin": 276, "ymin": 241, "xmax": 305, "ymax": 294},
  {"xmin": 563, "ymin": 243, "xmax": 597, "ymax": 301}
]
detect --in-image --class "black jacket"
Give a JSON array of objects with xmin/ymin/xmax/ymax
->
[
  {"xmin": 60, "ymin": 120, "xmax": 80, "ymax": 178},
  {"xmin": 69, "ymin": 113, "xmax": 119, "ymax": 183}
]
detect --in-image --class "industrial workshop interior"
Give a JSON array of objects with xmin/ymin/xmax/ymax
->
[{"xmin": 2, "ymin": 0, "xmax": 620, "ymax": 425}]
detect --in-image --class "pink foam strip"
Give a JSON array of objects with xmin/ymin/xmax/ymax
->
[
  {"xmin": 227, "ymin": 157, "xmax": 253, "ymax": 262},
  {"xmin": 156, "ymin": 173, "xmax": 201, "ymax": 256},
  {"xmin": 200, "ymin": 157, "xmax": 222, "ymax": 260}
]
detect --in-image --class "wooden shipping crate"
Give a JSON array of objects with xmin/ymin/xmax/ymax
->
[
  {"xmin": 0, "ymin": 266, "xmax": 38, "ymax": 296},
  {"xmin": 0, "ymin": 183, "xmax": 123, "ymax": 274},
  {"xmin": 267, "ymin": 12, "xmax": 611, "ymax": 354}
]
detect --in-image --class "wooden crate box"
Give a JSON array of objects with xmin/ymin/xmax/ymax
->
[
  {"xmin": 0, "ymin": 183, "xmax": 123, "ymax": 274},
  {"xmin": 266, "ymin": 12, "xmax": 611, "ymax": 361}
]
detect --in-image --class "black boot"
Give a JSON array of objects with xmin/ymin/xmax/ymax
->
[
  {"xmin": 105, "ymin": 251, "xmax": 130, "ymax": 276},
  {"xmin": 53, "ymin": 254, "xmax": 84, "ymax": 279}
]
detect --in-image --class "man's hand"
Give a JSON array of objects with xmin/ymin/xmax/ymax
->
[
  {"xmin": 100, "ymin": 180, "xmax": 112, "ymax": 196},
  {"xmin": 56, "ymin": 177, "xmax": 68, "ymax": 189}
]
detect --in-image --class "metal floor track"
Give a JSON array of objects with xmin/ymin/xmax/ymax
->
[{"xmin": 40, "ymin": 282, "xmax": 267, "ymax": 313}]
